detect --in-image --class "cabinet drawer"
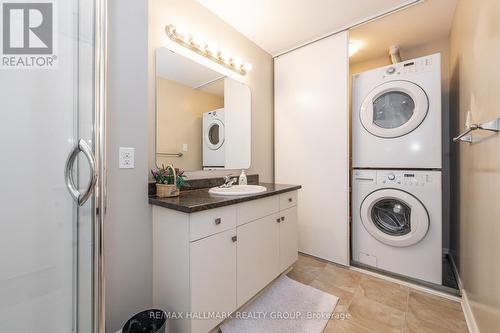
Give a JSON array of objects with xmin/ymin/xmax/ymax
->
[
  {"xmin": 280, "ymin": 191, "xmax": 298, "ymax": 210},
  {"xmin": 237, "ymin": 196, "xmax": 279, "ymax": 226},
  {"xmin": 190, "ymin": 206, "xmax": 237, "ymax": 241}
]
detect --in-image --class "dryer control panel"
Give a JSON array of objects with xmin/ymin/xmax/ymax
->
[{"xmin": 381, "ymin": 55, "xmax": 436, "ymax": 78}]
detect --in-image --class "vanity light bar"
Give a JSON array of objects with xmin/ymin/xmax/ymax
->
[{"xmin": 165, "ymin": 24, "xmax": 252, "ymax": 76}]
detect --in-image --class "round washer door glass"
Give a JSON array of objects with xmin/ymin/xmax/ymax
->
[
  {"xmin": 360, "ymin": 189, "xmax": 429, "ymax": 247},
  {"xmin": 205, "ymin": 119, "xmax": 225, "ymax": 150},
  {"xmin": 360, "ymin": 81, "xmax": 429, "ymax": 138},
  {"xmin": 371, "ymin": 198, "xmax": 411, "ymax": 236}
]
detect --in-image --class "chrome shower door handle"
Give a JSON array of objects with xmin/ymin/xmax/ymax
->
[{"xmin": 65, "ymin": 139, "xmax": 97, "ymax": 206}]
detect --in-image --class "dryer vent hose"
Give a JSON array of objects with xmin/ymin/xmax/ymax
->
[{"xmin": 389, "ymin": 45, "xmax": 402, "ymax": 64}]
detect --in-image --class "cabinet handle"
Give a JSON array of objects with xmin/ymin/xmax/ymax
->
[
  {"xmin": 288, "ymin": 198, "xmax": 293, "ymax": 203},
  {"xmin": 276, "ymin": 218, "xmax": 281, "ymax": 223},
  {"xmin": 231, "ymin": 235, "xmax": 237, "ymax": 242},
  {"xmin": 215, "ymin": 218, "xmax": 221, "ymax": 225},
  {"xmin": 281, "ymin": 216, "xmax": 285, "ymax": 222}
]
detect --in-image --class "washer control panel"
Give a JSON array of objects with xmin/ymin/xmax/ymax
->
[
  {"xmin": 353, "ymin": 170, "xmax": 439, "ymax": 187},
  {"xmin": 377, "ymin": 170, "xmax": 434, "ymax": 187}
]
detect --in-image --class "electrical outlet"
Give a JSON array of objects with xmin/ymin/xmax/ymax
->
[
  {"xmin": 182, "ymin": 144, "xmax": 189, "ymax": 152},
  {"xmin": 119, "ymin": 147, "xmax": 135, "ymax": 169}
]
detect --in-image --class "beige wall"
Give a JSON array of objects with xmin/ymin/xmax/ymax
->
[
  {"xmin": 449, "ymin": 0, "xmax": 500, "ymax": 330},
  {"xmin": 149, "ymin": 0, "xmax": 274, "ymax": 182},
  {"xmin": 350, "ymin": 38, "xmax": 452, "ymax": 250},
  {"xmin": 106, "ymin": 0, "xmax": 151, "ymax": 332},
  {"xmin": 156, "ymin": 77, "xmax": 223, "ymax": 170}
]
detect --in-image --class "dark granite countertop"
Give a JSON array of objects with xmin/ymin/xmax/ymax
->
[{"xmin": 149, "ymin": 183, "xmax": 301, "ymax": 213}]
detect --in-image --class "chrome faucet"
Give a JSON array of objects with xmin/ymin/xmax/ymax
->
[{"xmin": 221, "ymin": 175, "xmax": 237, "ymax": 188}]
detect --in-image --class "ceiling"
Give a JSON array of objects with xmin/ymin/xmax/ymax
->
[
  {"xmin": 200, "ymin": 79, "xmax": 225, "ymax": 97},
  {"xmin": 350, "ymin": 0, "xmax": 458, "ymax": 64},
  {"xmin": 197, "ymin": 0, "xmax": 423, "ymax": 56}
]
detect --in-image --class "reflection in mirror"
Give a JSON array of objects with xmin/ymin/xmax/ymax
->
[{"xmin": 155, "ymin": 48, "xmax": 251, "ymax": 172}]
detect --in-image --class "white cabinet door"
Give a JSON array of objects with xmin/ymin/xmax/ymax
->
[
  {"xmin": 274, "ymin": 31, "xmax": 350, "ymax": 265},
  {"xmin": 279, "ymin": 206, "xmax": 299, "ymax": 272},
  {"xmin": 190, "ymin": 229, "xmax": 237, "ymax": 333},
  {"xmin": 237, "ymin": 215, "xmax": 280, "ymax": 307}
]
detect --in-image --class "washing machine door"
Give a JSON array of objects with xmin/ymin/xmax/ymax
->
[
  {"xmin": 359, "ymin": 80, "xmax": 429, "ymax": 138},
  {"xmin": 360, "ymin": 189, "xmax": 429, "ymax": 247},
  {"xmin": 205, "ymin": 119, "xmax": 225, "ymax": 150}
]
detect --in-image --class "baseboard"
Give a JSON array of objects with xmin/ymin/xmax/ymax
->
[{"xmin": 461, "ymin": 289, "xmax": 480, "ymax": 333}]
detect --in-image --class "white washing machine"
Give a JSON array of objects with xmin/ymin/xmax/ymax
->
[
  {"xmin": 203, "ymin": 108, "xmax": 225, "ymax": 169},
  {"xmin": 352, "ymin": 53, "xmax": 442, "ymax": 169},
  {"xmin": 352, "ymin": 169, "xmax": 442, "ymax": 285}
]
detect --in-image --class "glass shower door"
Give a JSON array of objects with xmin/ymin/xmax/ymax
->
[{"xmin": 0, "ymin": 0, "xmax": 104, "ymax": 331}]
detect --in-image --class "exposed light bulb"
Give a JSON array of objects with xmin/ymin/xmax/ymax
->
[
  {"xmin": 191, "ymin": 33, "xmax": 206, "ymax": 49},
  {"xmin": 231, "ymin": 57, "xmax": 242, "ymax": 69},
  {"xmin": 206, "ymin": 43, "xmax": 219, "ymax": 56},
  {"xmin": 219, "ymin": 50, "xmax": 232, "ymax": 64},
  {"xmin": 174, "ymin": 24, "xmax": 188, "ymax": 39},
  {"xmin": 183, "ymin": 34, "xmax": 192, "ymax": 43},
  {"xmin": 241, "ymin": 62, "xmax": 252, "ymax": 72}
]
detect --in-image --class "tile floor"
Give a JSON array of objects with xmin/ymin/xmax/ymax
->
[{"xmin": 287, "ymin": 254, "xmax": 469, "ymax": 333}]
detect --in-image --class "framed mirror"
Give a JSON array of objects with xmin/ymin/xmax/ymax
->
[{"xmin": 155, "ymin": 47, "xmax": 251, "ymax": 171}]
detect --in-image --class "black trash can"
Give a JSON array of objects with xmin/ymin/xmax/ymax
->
[{"xmin": 122, "ymin": 309, "xmax": 167, "ymax": 333}]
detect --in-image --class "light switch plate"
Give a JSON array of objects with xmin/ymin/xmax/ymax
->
[{"xmin": 119, "ymin": 147, "xmax": 135, "ymax": 169}]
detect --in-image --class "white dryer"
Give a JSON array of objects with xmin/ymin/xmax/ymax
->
[
  {"xmin": 352, "ymin": 169, "xmax": 442, "ymax": 285},
  {"xmin": 203, "ymin": 108, "xmax": 225, "ymax": 169},
  {"xmin": 352, "ymin": 53, "xmax": 442, "ymax": 169}
]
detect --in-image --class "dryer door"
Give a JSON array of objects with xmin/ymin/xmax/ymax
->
[
  {"xmin": 205, "ymin": 119, "xmax": 225, "ymax": 150},
  {"xmin": 359, "ymin": 80, "xmax": 429, "ymax": 138},
  {"xmin": 360, "ymin": 189, "xmax": 429, "ymax": 247}
]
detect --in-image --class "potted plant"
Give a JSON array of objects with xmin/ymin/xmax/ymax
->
[{"xmin": 151, "ymin": 164, "xmax": 186, "ymax": 198}]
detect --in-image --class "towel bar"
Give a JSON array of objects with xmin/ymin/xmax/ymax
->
[
  {"xmin": 156, "ymin": 152, "xmax": 183, "ymax": 157},
  {"xmin": 453, "ymin": 117, "xmax": 500, "ymax": 143}
]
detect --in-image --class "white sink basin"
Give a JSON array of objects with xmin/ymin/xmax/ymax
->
[{"xmin": 209, "ymin": 185, "xmax": 267, "ymax": 196}]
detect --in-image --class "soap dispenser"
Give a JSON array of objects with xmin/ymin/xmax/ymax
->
[{"xmin": 239, "ymin": 170, "xmax": 247, "ymax": 185}]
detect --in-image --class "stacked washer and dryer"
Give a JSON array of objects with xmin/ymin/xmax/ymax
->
[{"xmin": 351, "ymin": 53, "xmax": 442, "ymax": 285}]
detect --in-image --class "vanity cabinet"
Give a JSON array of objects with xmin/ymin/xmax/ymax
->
[{"xmin": 152, "ymin": 190, "xmax": 298, "ymax": 333}]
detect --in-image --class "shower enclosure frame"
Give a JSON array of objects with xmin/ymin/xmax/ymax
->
[{"xmin": 93, "ymin": 0, "xmax": 107, "ymax": 332}]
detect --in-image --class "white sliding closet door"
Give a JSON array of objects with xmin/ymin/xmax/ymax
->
[{"xmin": 274, "ymin": 32, "xmax": 349, "ymax": 265}]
